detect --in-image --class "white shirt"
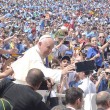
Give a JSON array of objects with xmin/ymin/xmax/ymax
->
[
  {"xmin": 11, "ymin": 45, "xmax": 62, "ymax": 82},
  {"xmin": 66, "ymin": 105, "xmax": 76, "ymax": 110},
  {"xmin": 78, "ymin": 77, "xmax": 96, "ymax": 97}
]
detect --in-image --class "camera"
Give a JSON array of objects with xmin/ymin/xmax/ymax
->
[{"xmin": 39, "ymin": 77, "xmax": 52, "ymax": 90}]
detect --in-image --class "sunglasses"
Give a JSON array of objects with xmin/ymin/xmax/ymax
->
[
  {"xmin": 99, "ymin": 36, "xmax": 104, "ymax": 38},
  {"xmin": 105, "ymin": 72, "xmax": 110, "ymax": 75}
]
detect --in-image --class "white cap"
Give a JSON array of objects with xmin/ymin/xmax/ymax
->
[
  {"xmin": 82, "ymin": 33, "xmax": 86, "ymax": 35},
  {"xmin": 39, "ymin": 34, "xmax": 53, "ymax": 42},
  {"xmin": 72, "ymin": 13, "xmax": 76, "ymax": 17},
  {"xmin": 60, "ymin": 26, "xmax": 68, "ymax": 31},
  {"xmin": 95, "ymin": 18, "xmax": 98, "ymax": 21},
  {"xmin": 48, "ymin": 11, "xmax": 52, "ymax": 15}
]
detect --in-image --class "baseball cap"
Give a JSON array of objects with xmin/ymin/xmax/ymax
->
[
  {"xmin": 61, "ymin": 55, "xmax": 70, "ymax": 61},
  {"xmin": 31, "ymin": 28, "xmax": 36, "ymax": 33}
]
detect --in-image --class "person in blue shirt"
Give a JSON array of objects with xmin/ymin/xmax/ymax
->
[
  {"xmin": 16, "ymin": 42, "xmax": 27, "ymax": 54},
  {"xmin": 27, "ymin": 28, "xmax": 37, "ymax": 43},
  {"xmin": 86, "ymin": 26, "xmax": 98, "ymax": 39},
  {"xmin": 86, "ymin": 37, "xmax": 110, "ymax": 71},
  {"xmin": 97, "ymin": 68, "xmax": 110, "ymax": 93},
  {"xmin": 39, "ymin": 16, "xmax": 45, "ymax": 31},
  {"xmin": 69, "ymin": 74, "xmax": 82, "ymax": 88}
]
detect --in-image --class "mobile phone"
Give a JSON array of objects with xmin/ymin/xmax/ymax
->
[
  {"xmin": 38, "ymin": 78, "xmax": 49, "ymax": 90},
  {"xmin": 101, "ymin": 71, "xmax": 105, "ymax": 79},
  {"xmin": 75, "ymin": 60, "xmax": 96, "ymax": 72}
]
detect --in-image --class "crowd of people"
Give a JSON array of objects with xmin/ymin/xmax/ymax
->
[{"xmin": 0, "ymin": 0, "xmax": 110, "ymax": 110}]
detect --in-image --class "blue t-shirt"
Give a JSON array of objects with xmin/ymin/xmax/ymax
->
[
  {"xmin": 16, "ymin": 43, "xmax": 27, "ymax": 54},
  {"xmin": 97, "ymin": 79, "xmax": 108, "ymax": 93},
  {"xmin": 87, "ymin": 47, "xmax": 103, "ymax": 67},
  {"xmin": 69, "ymin": 80, "xmax": 82, "ymax": 88}
]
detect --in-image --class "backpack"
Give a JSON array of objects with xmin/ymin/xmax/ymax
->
[{"xmin": 0, "ymin": 98, "xmax": 13, "ymax": 110}]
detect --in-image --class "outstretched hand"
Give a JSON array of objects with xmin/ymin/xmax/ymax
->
[
  {"xmin": 46, "ymin": 78, "xmax": 55, "ymax": 90},
  {"xmin": 62, "ymin": 64, "xmax": 75, "ymax": 75},
  {"xmin": 8, "ymin": 48, "xmax": 18, "ymax": 54}
]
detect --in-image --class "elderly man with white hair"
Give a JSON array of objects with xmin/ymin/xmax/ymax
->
[{"xmin": 0, "ymin": 34, "xmax": 74, "ymax": 84}]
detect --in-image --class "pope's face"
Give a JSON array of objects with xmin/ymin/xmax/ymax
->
[{"xmin": 39, "ymin": 38, "xmax": 54, "ymax": 58}]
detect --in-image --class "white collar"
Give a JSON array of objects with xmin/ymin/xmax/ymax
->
[{"xmin": 66, "ymin": 105, "xmax": 76, "ymax": 110}]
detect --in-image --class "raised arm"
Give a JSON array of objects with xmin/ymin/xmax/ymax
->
[
  {"xmin": 100, "ymin": 41, "xmax": 110, "ymax": 52},
  {"xmin": 0, "ymin": 68, "xmax": 14, "ymax": 79}
]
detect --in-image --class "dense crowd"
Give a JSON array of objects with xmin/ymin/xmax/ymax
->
[{"xmin": 0, "ymin": 0, "xmax": 110, "ymax": 110}]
